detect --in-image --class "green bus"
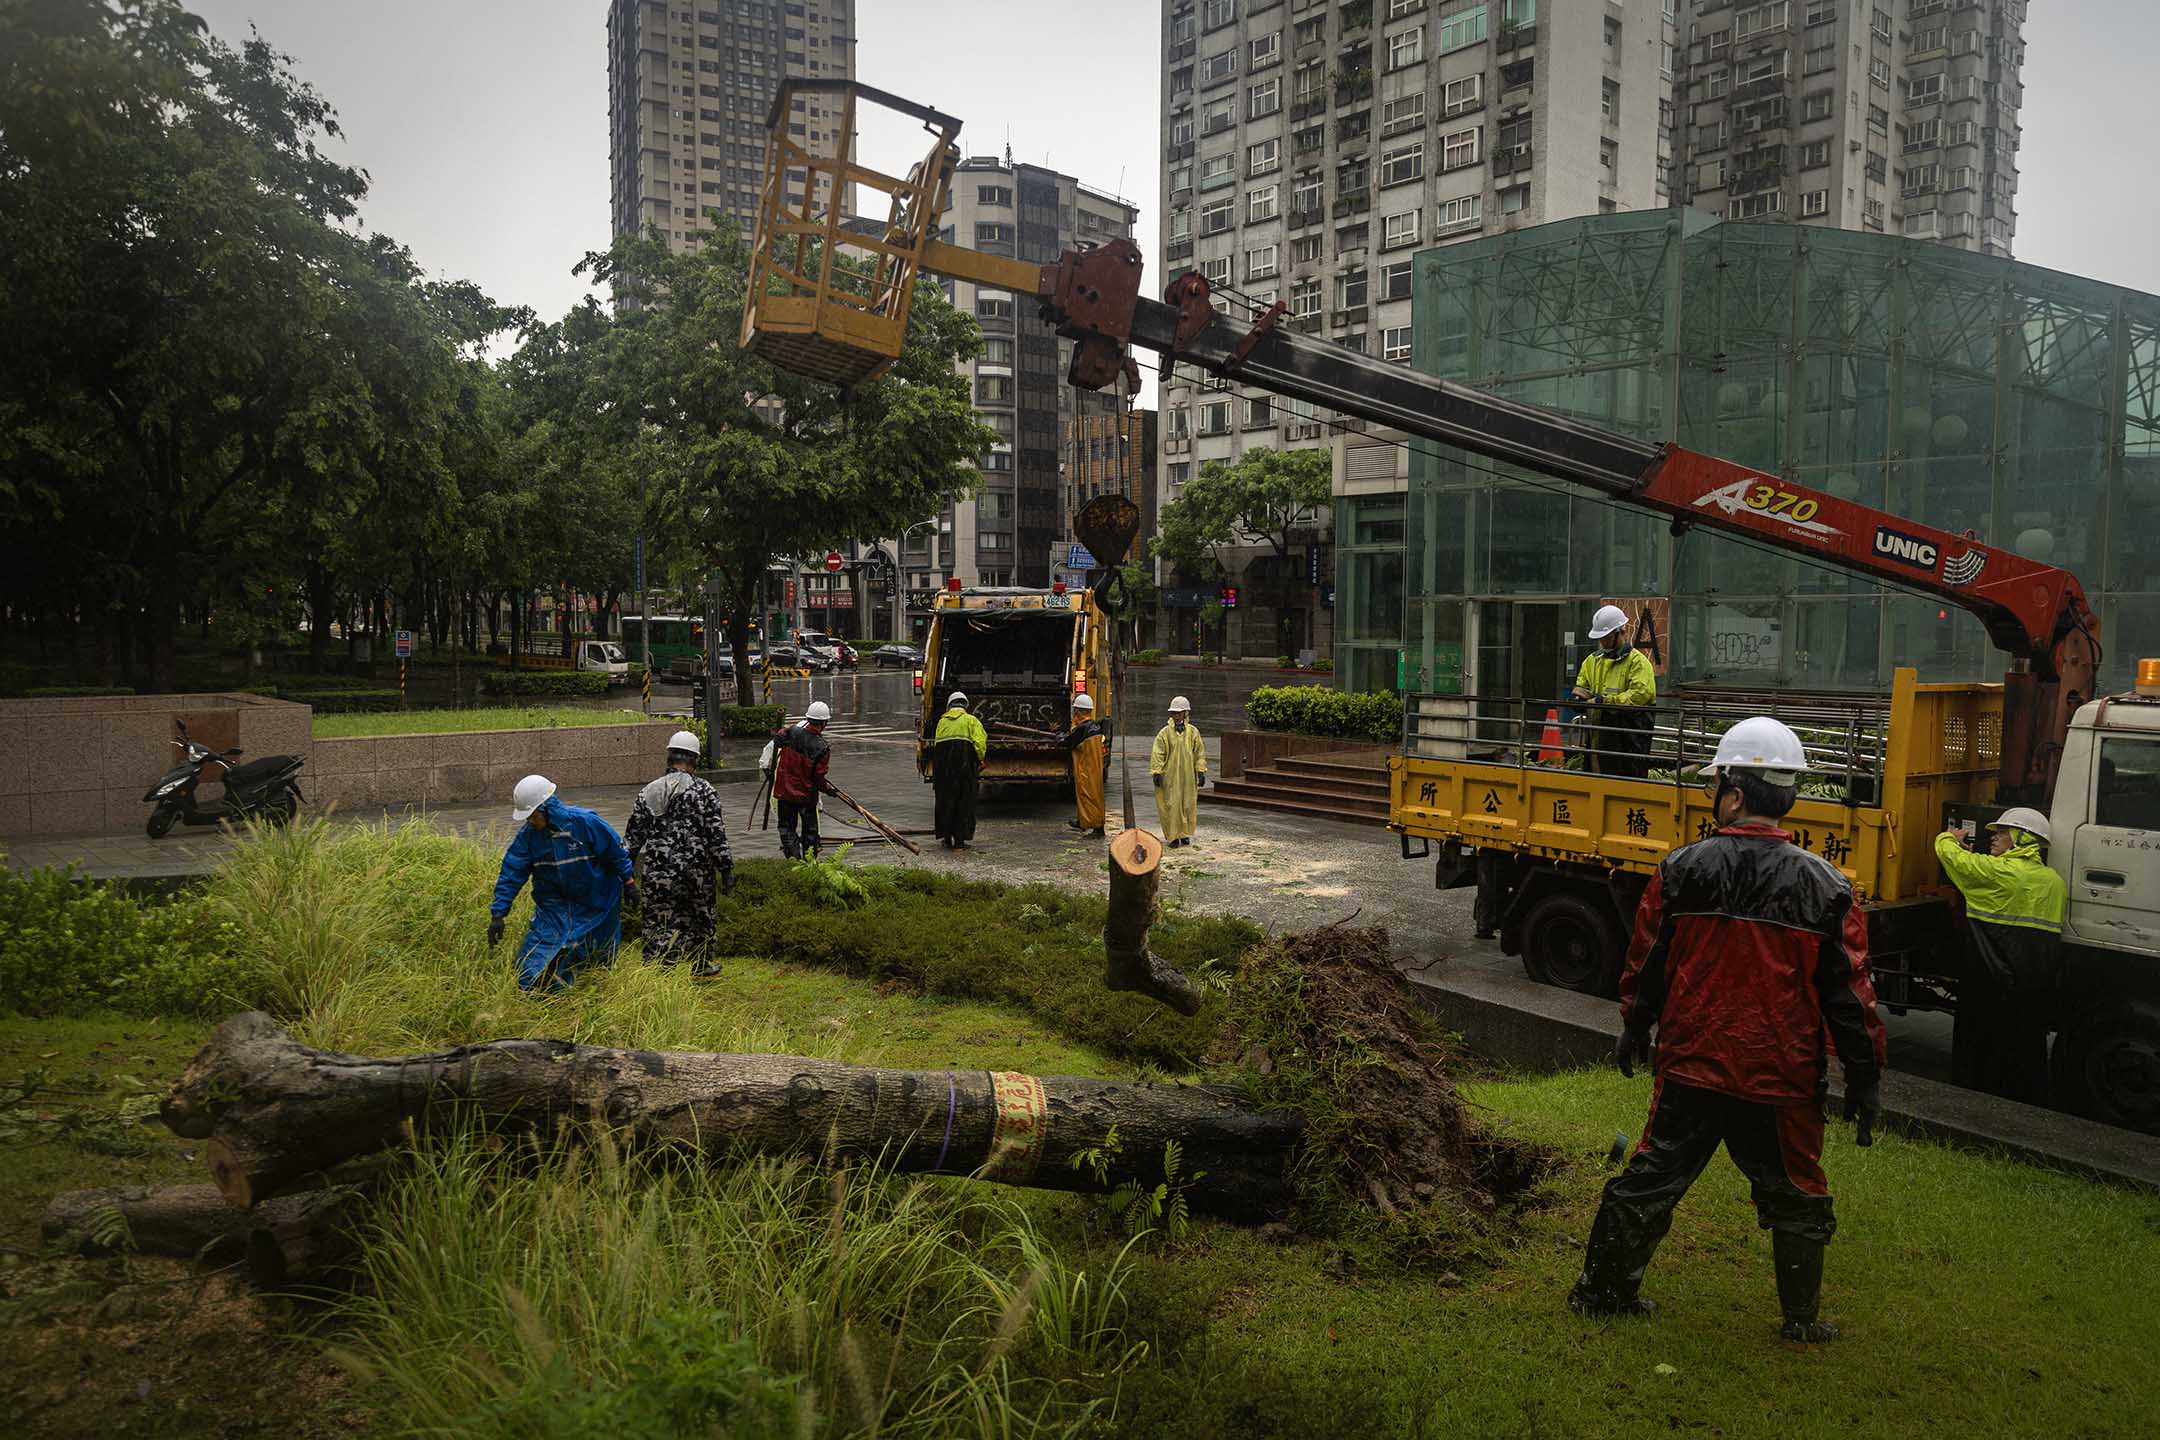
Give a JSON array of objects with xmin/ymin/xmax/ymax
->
[{"xmin": 621, "ymin": 614, "xmax": 701, "ymax": 670}]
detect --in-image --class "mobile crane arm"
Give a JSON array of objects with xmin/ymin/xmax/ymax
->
[{"xmin": 987, "ymin": 239, "xmax": 2095, "ymax": 802}]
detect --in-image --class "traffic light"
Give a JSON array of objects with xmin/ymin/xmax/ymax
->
[{"xmin": 1218, "ymin": 584, "xmax": 1239, "ymax": 609}]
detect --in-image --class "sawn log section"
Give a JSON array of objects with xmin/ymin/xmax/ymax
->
[{"xmin": 163, "ymin": 1012, "xmax": 1302, "ymax": 1221}]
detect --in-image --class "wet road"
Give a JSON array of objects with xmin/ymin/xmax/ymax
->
[{"xmin": 653, "ymin": 662, "xmax": 1328, "ymax": 743}]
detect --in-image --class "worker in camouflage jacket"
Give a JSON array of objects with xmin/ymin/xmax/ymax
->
[{"xmin": 625, "ymin": 729, "xmax": 734, "ymax": 965}]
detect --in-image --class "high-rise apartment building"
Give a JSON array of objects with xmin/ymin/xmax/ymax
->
[
  {"xmin": 1674, "ymin": 0, "xmax": 2024, "ymax": 256},
  {"xmin": 1157, "ymin": 0, "xmax": 1678, "ymax": 655},
  {"xmin": 607, "ymin": 0, "xmax": 855, "ymax": 253},
  {"xmin": 934, "ymin": 157, "xmax": 1140, "ymax": 592}
]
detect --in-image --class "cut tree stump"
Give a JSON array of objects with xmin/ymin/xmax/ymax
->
[
  {"xmin": 162, "ymin": 1012, "xmax": 1300, "ymax": 1220},
  {"xmin": 1104, "ymin": 828, "xmax": 1204, "ymax": 1015},
  {"xmin": 42, "ymin": 1181, "xmax": 366, "ymax": 1288}
]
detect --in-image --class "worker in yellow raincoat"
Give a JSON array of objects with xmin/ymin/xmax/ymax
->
[
  {"xmin": 931, "ymin": 691, "xmax": 988, "ymax": 850},
  {"xmin": 1063, "ymin": 692, "xmax": 1110, "ymax": 837},
  {"xmin": 1150, "ymin": 695, "xmax": 1207, "ymax": 848}
]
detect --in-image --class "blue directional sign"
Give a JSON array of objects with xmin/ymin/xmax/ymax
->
[{"xmin": 1066, "ymin": 542, "xmax": 1099, "ymax": 570}]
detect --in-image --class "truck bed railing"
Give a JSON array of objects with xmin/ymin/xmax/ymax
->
[{"xmin": 1404, "ymin": 689, "xmax": 1893, "ymax": 802}]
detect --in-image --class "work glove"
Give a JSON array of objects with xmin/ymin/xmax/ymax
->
[
  {"xmin": 1613, "ymin": 1023, "xmax": 1654, "ymax": 1080},
  {"xmin": 1843, "ymin": 1073, "xmax": 1882, "ymax": 1148},
  {"xmin": 1152, "ymin": 774, "xmax": 1163, "ymax": 788},
  {"xmin": 486, "ymin": 915, "xmax": 505, "ymax": 948},
  {"xmin": 720, "ymin": 861, "xmax": 736, "ymax": 895}
]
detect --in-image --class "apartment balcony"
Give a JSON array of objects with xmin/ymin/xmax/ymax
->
[
  {"xmin": 1335, "ymin": 113, "xmax": 1371, "ymax": 144},
  {"xmin": 1332, "ymin": 305, "xmax": 1369, "ymax": 327},
  {"xmin": 1335, "ymin": 69, "xmax": 1374, "ymax": 104},
  {"xmin": 1166, "ymin": 140, "xmax": 1195, "ymax": 162},
  {"xmin": 1166, "ymin": 240, "xmax": 1195, "ymax": 264},
  {"xmin": 1341, "ymin": 1, "xmax": 1373, "ymax": 34},
  {"xmin": 1167, "ymin": 38, "xmax": 1196, "ymax": 62},
  {"xmin": 1497, "ymin": 22, "xmax": 1537, "ymax": 55},
  {"xmin": 1291, "ymin": 96, "xmax": 1329, "ymax": 122},
  {"xmin": 1332, "ymin": 190, "xmax": 1371, "ymax": 217},
  {"xmin": 1734, "ymin": 73, "xmax": 1789, "ymax": 104},
  {"xmin": 1493, "ymin": 144, "xmax": 1533, "ymax": 176},
  {"xmin": 1287, "ymin": 206, "xmax": 1325, "ymax": 230}
]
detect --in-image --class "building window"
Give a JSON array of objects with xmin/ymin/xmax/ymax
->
[
  {"xmin": 1802, "ymin": 89, "xmax": 1834, "ymax": 121},
  {"xmin": 1442, "ymin": 74, "xmax": 1482, "ymax": 117},
  {"xmin": 1869, "ymin": 57, "xmax": 1890, "ymax": 89},
  {"xmin": 1441, "ymin": 126, "xmax": 1481, "ymax": 171},
  {"xmin": 1249, "ymin": 31, "xmax": 1280, "ymax": 68},
  {"xmin": 1800, "ymin": 138, "xmax": 1831, "ymax": 168},
  {"xmin": 1247, "ymin": 242, "xmax": 1280, "ymax": 279},
  {"xmin": 1387, "ymin": 26, "xmax": 1424, "ymax": 70},
  {"xmin": 976, "ymin": 185, "xmax": 1012, "ymax": 205},
  {"xmin": 1735, "ymin": 1, "xmax": 1789, "ymax": 40},
  {"xmin": 1439, "ymin": 4, "xmax": 1488, "ymax": 52},
  {"xmin": 1387, "ymin": 0, "xmax": 1423, "ymax": 18},
  {"xmin": 1243, "ymin": 395, "xmax": 1274, "ymax": 427},
  {"xmin": 1201, "ymin": 48, "xmax": 1237, "ymax": 84},
  {"xmin": 1169, "ymin": 163, "xmax": 1194, "ymax": 197},
  {"xmin": 1382, "ymin": 325, "xmax": 1413, "ymax": 362},
  {"xmin": 1294, "ymin": 15, "xmax": 1325, "ymax": 47},
  {"xmin": 1203, "ymin": 95, "xmax": 1235, "ymax": 134},
  {"xmin": 976, "ymin": 375, "xmax": 1013, "ymax": 404},
  {"xmin": 981, "ymin": 337, "xmax": 1014, "ymax": 365},
  {"xmin": 975, "ymin": 222, "xmax": 1014, "ymax": 244},
  {"xmin": 1382, "ymin": 93, "xmax": 1426, "ymax": 133},
  {"xmin": 1800, "ymin": 189, "xmax": 1829, "ymax": 217},
  {"xmin": 1602, "ymin": 78, "xmax": 1619, "ymax": 122},
  {"xmin": 1908, "ymin": 71, "xmax": 1943, "ymax": 103},
  {"xmin": 1203, "ymin": 0, "xmax": 1238, "ymax": 29},
  {"xmin": 1171, "ymin": 116, "xmax": 1195, "ymax": 146},
  {"xmin": 1703, "ymin": 68, "xmax": 1730, "ymax": 99},
  {"xmin": 1247, "ymin": 183, "xmax": 1279, "ymax": 221},
  {"xmin": 1380, "ymin": 259, "xmax": 1414, "ymax": 300},
  {"xmin": 1202, "ymin": 256, "xmax": 1232, "ymax": 285},
  {"xmin": 1381, "ymin": 141, "xmax": 1424, "ymax": 186},
  {"xmin": 1169, "ymin": 208, "xmax": 1193, "ymax": 241},
  {"xmin": 1437, "ymin": 192, "xmax": 1482, "ymax": 234},
  {"xmin": 1291, "ymin": 279, "xmax": 1322, "ymax": 318},
  {"xmin": 1604, "ymin": 16, "xmax": 1620, "ymax": 49},
  {"xmin": 1498, "ymin": 183, "xmax": 1528, "ymax": 214},
  {"xmin": 1199, "ymin": 399, "xmax": 1232, "ymax": 435},
  {"xmin": 1292, "ymin": 175, "xmax": 1323, "ymax": 213},
  {"xmin": 1381, "ymin": 209, "xmax": 1420, "ymax": 248},
  {"xmin": 1336, "ymin": 269, "xmax": 1368, "ymax": 310},
  {"xmin": 1202, "ymin": 152, "xmax": 1237, "ymax": 186},
  {"xmin": 1293, "ymin": 234, "xmax": 1323, "ymax": 263},
  {"xmin": 1805, "ymin": 0, "xmax": 1836, "ymax": 23},
  {"xmin": 1599, "ymin": 136, "xmax": 1617, "ymax": 171},
  {"xmin": 1728, "ymin": 191, "xmax": 1784, "ymax": 219},
  {"xmin": 1200, "ymin": 198, "xmax": 1234, "ymax": 234},
  {"xmin": 1249, "ymin": 138, "xmax": 1281, "ymax": 175},
  {"xmin": 1249, "ymin": 76, "xmax": 1281, "ymax": 117}
]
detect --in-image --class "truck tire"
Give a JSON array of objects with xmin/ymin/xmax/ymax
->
[
  {"xmin": 2052, "ymin": 1000, "xmax": 2160, "ymax": 1136},
  {"xmin": 1520, "ymin": 889, "xmax": 1625, "ymax": 998}
]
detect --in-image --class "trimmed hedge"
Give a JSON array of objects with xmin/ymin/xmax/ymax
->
[
  {"xmin": 480, "ymin": 669, "xmax": 610, "ymax": 698},
  {"xmin": 21, "ymin": 685, "xmax": 136, "ymax": 698},
  {"xmin": 1245, "ymin": 684, "xmax": 1402, "ymax": 742},
  {"xmin": 287, "ymin": 688, "xmax": 404, "ymax": 714},
  {"xmin": 1130, "ymin": 648, "xmax": 1167, "ymax": 665},
  {"xmin": 714, "ymin": 703, "xmax": 787, "ymax": 737}
]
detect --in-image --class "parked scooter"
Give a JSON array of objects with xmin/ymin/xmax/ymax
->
[{"xmin": 144, "ymin": 719, "xmax": 305, "ymax": 839}]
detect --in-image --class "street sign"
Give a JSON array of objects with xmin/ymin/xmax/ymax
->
[
  {"xmin": 784, "ymin": 578, "xmax": 796, "ymax": 608},
  {"xmin": 824, "ymin": 550, "xmax": 844, "ymax": 572},
  {"xmin": 394, "ymin": 629, "xmax": 414, "ymax": 658},
  {"xmin": 1066, "ymin": 542, "xmax": 1098, "ymax": 570}
]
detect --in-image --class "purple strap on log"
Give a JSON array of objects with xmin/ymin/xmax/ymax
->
[{"xmin": 934, "ymin": 1071, "xmax": 957, "ymax": 1172}]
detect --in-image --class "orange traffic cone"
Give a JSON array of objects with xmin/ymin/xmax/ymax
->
[{"xmin": 1537, "ymin": 708, "xmax": 1565, "ymax": 765}]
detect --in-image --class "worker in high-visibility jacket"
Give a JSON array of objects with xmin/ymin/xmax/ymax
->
[
  {"xmin": 1063, "ymin": 692, "xmax": 1110, "ymax": 837},
  {"xmin": 1933, "ymin": 807, "xmax": 2067, "ymax": 1105},
  {"xmin": 1150, "ymin": 695, "xmax": 1206, "ymax": 848},
  {"xmin": 1575, "ymin": 604, "xmax": 1657, "ymax": 779},
  {"xmin": 931, "ymin": 691, "xmax": 987, "ymax": 851}
]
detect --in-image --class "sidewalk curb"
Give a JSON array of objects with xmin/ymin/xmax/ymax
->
[{"xmin": 1404, "ymin": 959, "xmax": 2160, "ymax": 1190}]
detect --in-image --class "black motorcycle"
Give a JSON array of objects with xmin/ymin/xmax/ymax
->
[{"xmin": 144, "ymin": 719, "xmax": 305, "ymax": 839}]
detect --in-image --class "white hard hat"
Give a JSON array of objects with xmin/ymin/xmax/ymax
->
[
  {"xmin": 806, "ymin": 700, "xmax": 832, "ymax": 722},
  {"xmin": 1589, "ymin": 604, "xmax": 1630, "ymax": 640},
  {"xmin": 511, "ymin": 774, "xmax": 557, "ymax": 822},
  {"xmin": 1168, "ymin": 695, "xmax": 1191, "ymax": 713},
  {"xmin": 947, "ymin": 691, "xmax": 968, "ymax": 706},
  {"xmin": 667, "ymin": 729, "xmax": 701, "ymax": 756},
  {"xmin": 1704, "ymin": 716, "xmax": 1807, "ymax": 785},
  {"xmin": 1989, "ymin": 806, "xmax": 2051, "ymax": 844},
  {"xmin": 1072, "ymin": 693, "xmax": 1095, "ymax": 711}
]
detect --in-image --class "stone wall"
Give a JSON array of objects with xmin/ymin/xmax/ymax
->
[
  {"xmin": 307, "ymin": 720, "xmax": 682, "ymax": 814},
  {"xmin": 0, "ymin": 692, "xmax": 312, "ymax": 839},
  {"xmin": 0, "ymin": 694, "xmax": 682, "ymax": 840}
]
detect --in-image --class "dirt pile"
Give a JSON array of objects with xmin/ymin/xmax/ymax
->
[{"xmin": 1214, "ymin": 924, "xmax": 1559, "ymax": 1261}]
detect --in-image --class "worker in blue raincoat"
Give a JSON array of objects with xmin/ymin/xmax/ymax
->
[{"xmin": 487, "ymin": 774, "xmax": 637, "ymax": 990}]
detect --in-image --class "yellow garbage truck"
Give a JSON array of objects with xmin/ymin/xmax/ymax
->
[{"xmin": 915, "ymin": 585, "xmax": 1112, "ymax": 791}]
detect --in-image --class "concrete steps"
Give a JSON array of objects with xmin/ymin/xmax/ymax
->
[{"xmin": 1205, "ymin": 749, "xmax": 1392, "ymax": 826}]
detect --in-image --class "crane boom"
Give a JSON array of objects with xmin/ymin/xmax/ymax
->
[{"xmin": 1002, "ymin": 240, "xmax": 2096, "ymax": 802}]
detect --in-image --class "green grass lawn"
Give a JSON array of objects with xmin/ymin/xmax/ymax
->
[
  {"xmin": 310, "ymin": 704, "xmax": 651, "ymax": 739},
  {"xmin": 4, "ymin": 825, "xmax": 2158, "ymax": 1438}
]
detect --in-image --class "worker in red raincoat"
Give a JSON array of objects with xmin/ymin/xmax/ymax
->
[
  {"xmin": 772, "ymin": 700, "xmax": 838, "ymax": 860},
  {"xmin": 1569, "ymin": 716, "xmax": 1887, "ymax": 1344}
]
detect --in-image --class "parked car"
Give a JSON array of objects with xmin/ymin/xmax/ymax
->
[
  {"xmin": 765, "ymin": 645, "xmax": 834, "ymax": 673},
  {"xmin": 872, "ymin": 642, "xmax": 925, "ymax": 668}
]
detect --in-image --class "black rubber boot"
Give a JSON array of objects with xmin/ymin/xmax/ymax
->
[
  {"xmin": 1773, "ymin": 1231, "xmax": 1838, "ymax": 1343},
  {"xmin": 1567, "ymin": 1203, "xmax": 1660, "ymax": 1318}
]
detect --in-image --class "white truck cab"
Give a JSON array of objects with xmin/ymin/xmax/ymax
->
[
  {"xmin": 2047, "ymin": 683, "xmax": 2160, "ymax": 1129},
  {"xmin": 580, "ymin": 640, "xmax": 632, "ymax": 687}
]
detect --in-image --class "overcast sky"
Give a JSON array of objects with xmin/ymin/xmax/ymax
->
[{"xmin": 182, "ymin": 1, "xmax": 2152, "ymax": 333}]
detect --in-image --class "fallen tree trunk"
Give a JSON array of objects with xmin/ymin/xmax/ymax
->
[
  {"xmin": 42, "ymin": 1182, "xmax": 366, "ymax": 1288},
  {"xmin": 1104, "ymin": 828, "xmax": 1204, "ymax": 1015},
  {"xmin": 163, "ymin": 1012, "xmax": 1301, "ymax": 1220}
]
